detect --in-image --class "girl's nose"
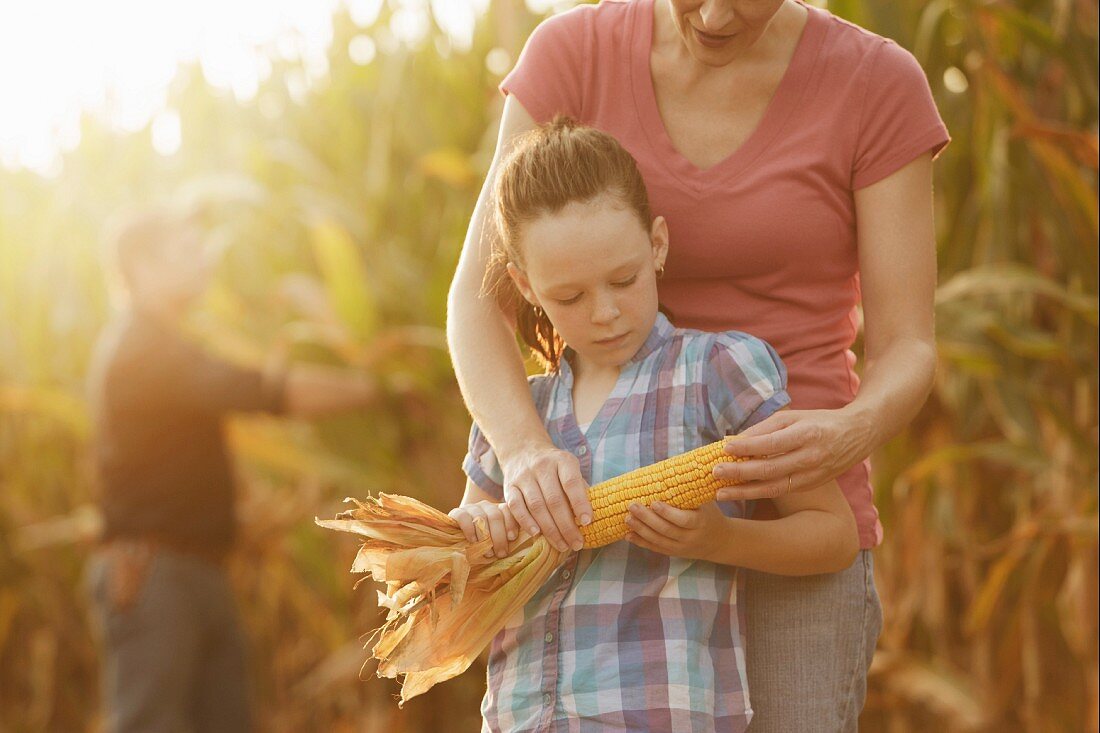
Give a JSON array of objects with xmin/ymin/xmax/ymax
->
[{"xmin": 591, "ymin": 292, "xmax": 621, "ymax": 324}]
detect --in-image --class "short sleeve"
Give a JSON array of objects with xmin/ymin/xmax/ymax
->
[
  {"xmin": 704, "ymin": 333, "xmax": 791, "ymax": 436},
  {"xmin": 852, "ymin": 40, "xmax": 950, "ymax": 190},
  {"xmin": 109, "ymin": 336, "xmax": 285, "ymax": 417},
  {"xmin": 499, "ymin": 7, "xmax": 589, "ymax": 123},
  {"xmin": 462, "ymin": 422, "xmax": 506, "ymax": 500},
  {"xmin": 180, "ymin": 352, "xmax": 286, "ymax": 415}
]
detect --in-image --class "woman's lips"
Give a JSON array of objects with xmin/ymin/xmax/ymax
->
[{"xmin": 692, "ymin": 26, "xmax": 737, "ymax": 48}]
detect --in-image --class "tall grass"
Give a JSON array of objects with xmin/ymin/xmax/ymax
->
[
  {"xmin": 852, "ymin": 1, "xmax": 1098, "ymax": 730},
  {"xmin": 0, "ymin": 1, "xmax": 1095, "ymax": 731}
]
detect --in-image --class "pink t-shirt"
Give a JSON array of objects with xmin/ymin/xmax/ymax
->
[{"xmin": 501, "ymin": 0, "xmax": 950, "ymax": 548}]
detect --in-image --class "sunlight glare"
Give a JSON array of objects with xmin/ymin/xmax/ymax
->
[
  {"xmin": 0, "ymin": 0, "xmax": 487, "ymax": 175},
  {"xmin": 151, "ymin": 109, "xmax": 182, "ymax": 157},
  {"xmin": 349, "ymin": 35, "xmax": 378, "ymax": 66}
]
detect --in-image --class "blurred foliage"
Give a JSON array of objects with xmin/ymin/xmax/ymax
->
[{"xmin": 0, "ymin": 0, "xmax": 1096, "ymax": 731}]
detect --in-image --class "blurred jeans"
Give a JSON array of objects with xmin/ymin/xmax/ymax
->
[
  {"xmin": 84, "ymin": 544, "xmax": 252, "ymax": 733},
  {"xmin": 744, "ymin": 549, "xmax": 883, "ymax": 732}
]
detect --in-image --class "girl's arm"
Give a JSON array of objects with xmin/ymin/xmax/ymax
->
[
  {"xmin": 626, "ymin": 481, "xmax": 859, "ymax": 576},
  {"xmin": 448, "ymin": 480, "xmax": 520, "ymax": 560},
  {"xmin": 711, "ymin": 482, "xmax": 859, "ymax": 575},
  {"xmin": 446, "ymin": 95, "xmax": 593, "ymax": 554},
  {"xmin": 716, "ymin": 153, "xmax": 938, "ymax": 499}
]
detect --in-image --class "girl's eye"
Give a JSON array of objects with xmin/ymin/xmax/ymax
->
[
  {"xmin": 612, "ymin": 275, "xmax": 637, "ymax": 288},
  {"xmin": 555, "ymin": 294, "xmax": 582, "ymax": 306}
]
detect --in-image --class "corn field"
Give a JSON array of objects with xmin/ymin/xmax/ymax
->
[{"xmin": 0, "ymin": 1, "xmax": 1096, "ymax": 731}]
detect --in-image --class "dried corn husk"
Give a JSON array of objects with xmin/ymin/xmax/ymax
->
[{"xmin": 317, "ymin": 493, "xmax": 565, "ymax": 705}]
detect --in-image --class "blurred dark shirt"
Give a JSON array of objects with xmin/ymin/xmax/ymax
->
[{"xmin": 88, "ymin": 311, "xmax": 284, "ymax": 554}]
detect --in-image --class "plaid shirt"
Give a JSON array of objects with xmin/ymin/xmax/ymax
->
[{"xmin": 463, "ymin": 313, "xmax": 789, "ymax": 733}]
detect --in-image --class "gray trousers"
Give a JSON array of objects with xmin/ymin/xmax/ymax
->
[
  {"xmin": 744, "ymin": 550, "xmax": 882, "ymax": 732},
  {"xmin": 84, "ymin": 547, "xmax": 252, "ymax": 733}
]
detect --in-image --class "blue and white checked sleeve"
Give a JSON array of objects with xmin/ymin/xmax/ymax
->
[
  {"xmin": 460, "ymin": 375, "xmax": 560, "ymax": 501},
  {"xmin": 704, "ymin": 331, "xmax": 791, "ymax": 436},
  {"xmin": 461, "ymin": 422, "xmax": 506, "ymax": 501}
]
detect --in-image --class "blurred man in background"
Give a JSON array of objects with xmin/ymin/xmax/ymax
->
[{"xmin": 84, "ymin": 202, "xmax": 375, "ymax": 733}]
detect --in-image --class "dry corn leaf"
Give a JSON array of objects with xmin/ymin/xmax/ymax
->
[{"xmin": 318, "ymin": 492, "xmax": 565, "ymax": 706}]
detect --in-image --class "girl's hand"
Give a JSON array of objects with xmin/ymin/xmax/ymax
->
[
  {"xmin": 713, "ymin": 408, "xmax": 874, "ymax": 501},
  {"xmin": 624, "ymin": 501, "xmax": 729, "ymax": 562},
  {"xmin": 499, "ymin": 443, "xmax": 592, "ymax": 554},
  {"xmin": 448, "ymin": 501, "xmax": 520, "ymax": 559}
]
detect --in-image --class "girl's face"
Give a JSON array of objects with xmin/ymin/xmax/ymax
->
[
  {"xmin": 508, "ymin": 195, "xmax": 669, "ymax": 370},
  {"xmin": 667, "ymin": 0, "xmax": 787, "ymax": 66}
]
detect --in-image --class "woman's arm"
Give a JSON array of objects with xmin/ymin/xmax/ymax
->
[
  {"xmin": 446, "ymin": 95, "xmax": 593, "ymax": 553},
  {"xmin": 715, "ymin": 152, "xmax": 938, "ymax": 499},
  {"xmin": 626, "ymin": 480, "xmax": 859, "ymax": 575},
  {"xmin": 847, "ymin": 152, "xmax": 938, "ymax": 446}
]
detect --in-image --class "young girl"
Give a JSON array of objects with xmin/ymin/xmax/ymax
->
[{"xmin": 449, "ymin": 117, "xmax": 858, "ymax": 733}]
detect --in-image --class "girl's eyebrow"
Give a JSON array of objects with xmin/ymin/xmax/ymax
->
[{"xmin": 543, "ymin": 260, "xmax": 643, "ymax": 292}]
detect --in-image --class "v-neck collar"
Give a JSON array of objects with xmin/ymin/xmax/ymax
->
[
  {"xmin": 557, "ymin": 313, "xmax": 675, "ymax": 448},
  {"xmin": 630, "ymin": 0, "xmax": 827, "ymax": 191},
  {"xmin": 558, "ymin": 311, "xmax": 675, "ymax": 388}
]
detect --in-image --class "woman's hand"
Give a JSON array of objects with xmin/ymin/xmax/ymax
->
[
  {"xmin": 623, "ymin": 501, "xmax": 729, "ymax": 562},
  {"xmin": 499, "ymin": 443, "xmax": 593, "ymax": 554},
  {"xmin": 448, "ymin": 501, "xmax": 520, "ymax": 559},
  {"xmin": 713, "ymin": 408, "xmax": 875, "ymax": 501}
]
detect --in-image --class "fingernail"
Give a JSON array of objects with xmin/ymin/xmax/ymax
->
[
  {"xmin": 580, "ymin": 514, "xmax": 591, "ymax": 525},
  {"xmin": 507, "ymin": 532, "xmax": 517, "ymax": 541},
  {"xmin": 530, "ymin": 526, "xmax": 540, "ymax": 535},
  {"xmin": 571, "ymin": 541, "xmax": 583, "ymax": 551},
  {"xmin": 484, "ymin": 550, "xmax": 494, "ymax": 558}
]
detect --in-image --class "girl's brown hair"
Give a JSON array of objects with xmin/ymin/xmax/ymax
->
[{"xmin": 483, "ymin": 116, "xmax": 652, "ymax": 372}]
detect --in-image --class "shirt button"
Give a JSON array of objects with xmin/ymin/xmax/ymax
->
[
  {"xmin": 577, "ymin": 444, "xmax": 588, "ymax": 456},
  {"xmin": 543, "ymin": 693, "xmax": 552, "ymax": 705},
  {"xmin": 561, "ymin": 569, "xmax": 571, "ymax": 580},
  {"xmin": 544, "ymin": 632, "xmax": 554, "ymax": 643}
]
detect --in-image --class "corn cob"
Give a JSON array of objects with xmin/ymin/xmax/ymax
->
[
  {"xmin": 582, "ymin": 439, "xmax": 744, "ymax": 548},
  {"xmin": 318, "ymin": 437, "xmax": 744, "ymax": 705}
]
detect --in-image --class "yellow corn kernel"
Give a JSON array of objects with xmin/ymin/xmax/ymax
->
[{"xmin": 580, "ymin": 439, "xmax": 745, "ymax": 549}]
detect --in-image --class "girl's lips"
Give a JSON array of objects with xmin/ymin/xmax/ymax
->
[
  {"xmin": 692, "ymin": 26, "xmax": 737, "ymax": 48},
  {"xmin": 596, "ymin": 333, "xmax": 629, "ymax": 347}
]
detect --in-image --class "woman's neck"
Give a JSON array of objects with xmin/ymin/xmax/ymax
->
[{"xmin": 652, "ymin": 0, "xmax": 805, "ymax": 80}]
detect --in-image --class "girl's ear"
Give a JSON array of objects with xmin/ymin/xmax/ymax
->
[
  {"xmin": 650, "ymin": 216, "xmax": 669, "ymax": 270},
  {"xmin": 506, "ymin": 262, "xmax": 540, "ymax": 308}
]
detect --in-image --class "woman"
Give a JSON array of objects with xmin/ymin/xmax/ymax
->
[{"xmin": 446, "ymin": 0, "xmax": 949, "ymax": 729}]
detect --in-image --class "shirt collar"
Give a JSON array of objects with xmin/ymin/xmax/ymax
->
[
  {"xmin": 559, "ymin": 311, "xmax": 673, "ymax": 383},
  {"xmin": 627, "ymin": 311, "xmax": 674, "ymax": 366}
]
